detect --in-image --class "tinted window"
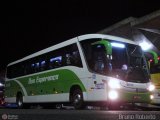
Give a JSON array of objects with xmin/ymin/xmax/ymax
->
[
  {"xmin": 7, "ymin": 43, "xmax": 83, "ymax": 79},
  {"xmin": 81, "ymin": 38, "xmax": 111, "ymax": 74}
]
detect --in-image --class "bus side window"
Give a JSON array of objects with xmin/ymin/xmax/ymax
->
[
  {"xmin": 69, "ymin": 44, "xmax": 83, "ymax": 67},
  {"xmin": 40, "ymin": 60, "xmax": 46, "ymax": 71},
  {"xmin": 49, "ymin": 58, "xmax": 55, "ymax": 69},
  {"xmin": 35, "ymin": 62, "xmax": 40, "ymax": 72},
  {"xmin": 54, "ymin": 56, "xmax": 62, "ymax": 68},
  {"xmin": 65, "ymin": 54, "xmax": 72, "ymax": 65},
  {"xmin": 22, "ymin": 64, "xmax": 27, "ymax": 75},
  {"xmin": 72, "ymin": 51, "xmax": 82, "ymax": 66},
  {"xmin": 31, "ymin": 63, "xmax": 35, "ymax": 73},
  {"xmin": 49, "ymin": 56, "xmax": 62, "ymax": 69}
]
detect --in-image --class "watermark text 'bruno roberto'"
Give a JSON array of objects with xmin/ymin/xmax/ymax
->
[{"xmin": 119, "ymin": 114, "xmax": 156, "ymax": 120}]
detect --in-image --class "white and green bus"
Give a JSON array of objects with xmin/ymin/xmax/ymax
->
[
  {"xmin": 5, "ymin": 34, "xmax": 154, "ymax": 109},
  {"xmin": 145, "ymin": 50, "xmax": 160, "ymax": 105}
]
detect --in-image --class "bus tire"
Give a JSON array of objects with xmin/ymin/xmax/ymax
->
[
  {"xmin": 16, "ymin": 92, "xmax": 23, "ymax": 108},
  {"xmin": 56, "ymin": 104, "xmax": 63, "ymax": 109},
  {"xmin": 71, "ymin": 88, "xmax": 84, "ymax": 109}
]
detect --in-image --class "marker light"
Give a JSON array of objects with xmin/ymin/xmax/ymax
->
[
  {"xmin": 108, "ymin": 79, "xmax": 121, "ymax": 89},
  {"xmin": 149, "ymin": 59, "xmax": 153, "ymax": 62},
  {"xmin": 148, "ymin": 84, "xmax": 155, "ymax": 91},
  {"xmin": 108, "ymin": 90, "xmax": 118, "ymax": 100},
  {"xmin": 111, "ymin": 42, "xmax": 125, "ymax": 48}
]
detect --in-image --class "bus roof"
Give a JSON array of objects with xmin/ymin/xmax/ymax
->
[
  {"xmin": 77, "ymin": 34, "xmax": 136, "ymax": 44},
  {"xmin": 8, "ymin": 34, "xmax": 137, "ymax": 66}
]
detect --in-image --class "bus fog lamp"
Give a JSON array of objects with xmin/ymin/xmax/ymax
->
[{"xmin": 150, "ymin": 95, "xmax": 154, "ymax": 100}]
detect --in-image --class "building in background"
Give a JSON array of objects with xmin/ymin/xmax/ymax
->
[{"xmin": 98, "ymin": 9, "xmax": 160, "ymax": 54}]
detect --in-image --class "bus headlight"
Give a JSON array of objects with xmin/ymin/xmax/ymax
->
[
  {"xmin": 108, "ymin": 90, "xmax": 118, "ymax": 100},
  {"xmin": 108, "ymin": 79, "xmax": 120, "ymax": 89},
  {"xmin": 148, "ymin": 84, "xmax": 155, "ymax": 92},
  {"xmin": 150, "ymin": 95, "xmax": 154, "ymax": 100}
]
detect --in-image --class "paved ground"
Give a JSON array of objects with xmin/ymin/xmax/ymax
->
[{"xmin": 0, "ymin": 109, "xmax": 160, "ymax": 120}]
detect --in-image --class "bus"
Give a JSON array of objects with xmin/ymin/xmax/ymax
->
[
  {"xmin": 5, "ymin": 34, "xmax": 154, "ymax": 109},
  {"xmin": 146, "ymin": 50, "xmax": 160, "ymax": 104}
]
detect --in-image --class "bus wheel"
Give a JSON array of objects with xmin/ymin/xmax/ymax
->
[
  {"xmin": 72, "ymin": 89, "xmax": 84, "ymax": 109},
  {"xmin": 16, "ymin": 93, "xmax": 23, "ymax": 108},
  {"xmin": 56, "ymin": 104, "xmax": 63, "ymax": 109}
]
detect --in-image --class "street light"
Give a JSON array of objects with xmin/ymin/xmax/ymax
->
[{"xmin": 139, "ymin": 41, "xmax": 152, "ymax": 51}]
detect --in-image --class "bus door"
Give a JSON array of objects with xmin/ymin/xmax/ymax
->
[{"xmin": 88, "ymin": 40, "xmax": 112, "ymax": 100}]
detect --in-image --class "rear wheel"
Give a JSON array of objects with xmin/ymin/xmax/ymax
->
[
  {"xmin": 16, "ymin": 93, "xmax": 23, "ymax": 108},
  {"xmin": 71, "ymin": 88, "xmax": 85, "ymax": 109}
]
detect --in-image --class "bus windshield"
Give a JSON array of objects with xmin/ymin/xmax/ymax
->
[
  {"xmin": 126, "ymin": 44, "xmax": 150, "ymax": 83},
  {"xmin": 81, "ymin": 39, "xmax": 150, "ymax": 83}
]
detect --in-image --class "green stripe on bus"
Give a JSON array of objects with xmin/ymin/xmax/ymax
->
[
  {"xmin": 5, "ymin": 80, "xmax": 24, "ymax": 97},
  {"xmin": 5, "ymin": 69, "xmax": 86, "ymax": 97},
  {"xmin": 118, "ymin": 90, "xmax": 150, "ymax": 103}
]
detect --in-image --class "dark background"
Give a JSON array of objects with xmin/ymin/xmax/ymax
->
[{"xmin": 0, "ymin": 0, "xmax": 160, "ymax": 71}]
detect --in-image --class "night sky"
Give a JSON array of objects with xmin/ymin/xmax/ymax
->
[{"xmin": 0, "ymin": 0, "xmax": 160, "ymax": 71}]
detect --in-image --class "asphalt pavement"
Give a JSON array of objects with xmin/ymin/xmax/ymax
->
[{"xmin": 0, "ymin": 109, "xmax": 160, "ymax": 120}]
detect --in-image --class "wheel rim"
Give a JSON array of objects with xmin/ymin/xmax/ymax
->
[
  {"xmin": 17, "ymin": 95, "xmax": 23, "ymax": 108},
  {"xmin": 56, "ymin": 104, "xmax": 62, "ymax": 109},
  {"xmin": 73, "ymin": 94, "xmax": 81, "ymax": 105},
  {"xmin": 18, "ymin": 99, "xmax": 22, "ymax": 107}
]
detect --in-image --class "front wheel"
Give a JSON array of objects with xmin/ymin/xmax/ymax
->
[{"xmin": 71, "ymin": 89, "xmax": 85, "ymax": 109}]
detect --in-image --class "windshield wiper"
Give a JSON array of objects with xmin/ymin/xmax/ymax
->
[{"xmin": 131, "ymin": 46, "xmax": 137, "ymax": 55}]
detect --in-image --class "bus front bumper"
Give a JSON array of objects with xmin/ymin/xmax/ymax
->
[
  {"xmin": 150, "ymin": 89, "xmax": 160, "ymax": 104},
  {"xmin": 108, "ymin": 89, "xmax": 151, "ymax": 104}
]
